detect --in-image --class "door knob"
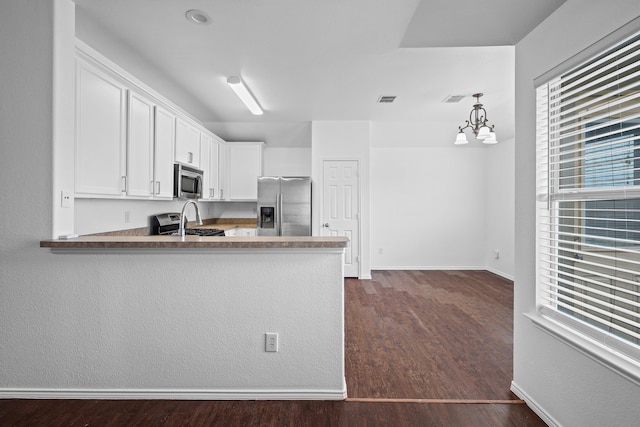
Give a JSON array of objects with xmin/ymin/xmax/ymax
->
[{"xmin": 322, "ymin": 223, "xmax": 329, "ymax": 227}]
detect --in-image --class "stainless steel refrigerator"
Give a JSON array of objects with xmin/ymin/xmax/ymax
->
[{"xmin": 257, "ymin": 176, "xmax": 311, "ymax": 236}]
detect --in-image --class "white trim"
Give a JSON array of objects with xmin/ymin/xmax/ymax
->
[
  {"xmin": 485, "ymin": 266, "xmax": 514, "ymax": 281},
  {"xmin": 371, "ymin": 265, "xmax": 487, "ymax": 271},
  {"xmin": 0, "ymin": 387, "xmax": 347, "ymax": 401},
  {"xmin": 534, "ymin": 15, "xmax": 640, "ymax": 86},
  {"xmin": 370, "ymin": 267, "xmax": 513, "ymax": 281},
  {"xmin": 510, "ymin": 381, "xmax": 560, "ymax": 427},
  {"xmin": 525, "ymin": 311, "xmax": 640, "ymax": 386}
]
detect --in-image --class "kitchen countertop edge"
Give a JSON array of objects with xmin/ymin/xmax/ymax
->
[{"xmin": 40, "ymin": 235, "xmax": 349, "ymax": 249}]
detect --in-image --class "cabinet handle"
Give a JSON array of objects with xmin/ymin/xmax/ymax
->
[
  {"xmin": 210, "ymin": 188, "xmax": 214, "ymax": 198},
  {"xmin": 220, "ymin": 189, "xmax": 224, "ymax": 199},
  {"xmin": 150, "ymin": 180, "xmax": 155, "ymax": 195},
  {"xmin": 188, "ymin": 152, "xmax": 193, "ymax": 163},
  {"xmin": 156, "ymin": 181, "xmax": 161, "ymax": 195},
  {"xmin": 121, "ymin": 176, "xmax": 127, "ymax": 193}
]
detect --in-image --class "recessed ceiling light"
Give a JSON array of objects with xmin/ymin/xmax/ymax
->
[{"xmin": 185, "ymin": 9, "xmax": 211, "ymax": 25}]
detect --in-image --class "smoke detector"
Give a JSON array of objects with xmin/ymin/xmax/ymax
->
[{"xmin": 185, "ymin": 9, "xmax": 211, "ymax": 25}]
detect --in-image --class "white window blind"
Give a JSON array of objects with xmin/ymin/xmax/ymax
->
[{"xmin": 536, "ymin": 31, "xmax": 640, "ymax": 359}]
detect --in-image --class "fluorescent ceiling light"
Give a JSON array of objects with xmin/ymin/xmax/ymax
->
[{"xmin": 226, "ymin": 76, "xmax": 263, "ymax": 115}]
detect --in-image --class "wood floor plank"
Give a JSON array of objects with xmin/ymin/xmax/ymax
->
[
  {"xmin": 0, "ymin": 399, "xmax": 546, "ymax": 427},
  {"xmin": 345, "ymin": 270, "xmax": 517, "ymax": 400}
]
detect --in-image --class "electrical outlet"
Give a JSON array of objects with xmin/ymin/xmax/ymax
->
[
  {"xmin": 61, "ymin": 190, "xmax": 72, "ymax": 208},
  {"xmin": 265, "ymin": 333, "xmax": 278, "ymax": 352},
  {"xmin": 124, "ymin": 211, "xmax": 131, "ymax": 223}
]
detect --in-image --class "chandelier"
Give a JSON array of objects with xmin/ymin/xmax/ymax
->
[{"xmin": 454, "ymin": 93, "xmax": 498, "ymax": 145}]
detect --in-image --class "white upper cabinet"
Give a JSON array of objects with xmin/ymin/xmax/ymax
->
[
  {"xmin": 74, "ymin": 42, "xmax": 224, "ymax": 201},
  {"xmin": 200, "ymin": 132, "xmax": 223, "ymax": 201},
  {"xmin": 175, "ymin": 117, "xmax": 201, "ymax": 168},
  {"xmin": 153, "ymin": 106, "xmax": 176, "ymax": 199},
  {"xmin": 75, "ymin": 57, "xmax": 127, "ymax": 196},
  {"xmin": 225, "ymin": 142, "xmax": 264, "ymax": 201},
  {"xmin": 126, "ymin": 91, "xmax": 155, "ymax": 197},
  {"xmin": 209, "ymin": 135, "xmax": 222, "ymax": 200}
]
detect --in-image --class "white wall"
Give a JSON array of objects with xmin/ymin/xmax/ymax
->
[
  {"xmin": 484, "ymin": 136, "xmax": 515, "ymax": 279},
  {"xmin": 370, "ymin": 146, "xmax": 487, "ymax": 269},
  {"xmin": 0, "ymin": 0, "xmax": 345, "ymax": 400},
  {"xmin": 74, "ymin": 198, "xmax": 197, "ymax": 235},
  {"xmin": 369, "ymin": 122, "xmax": 514, "ymax": 278},
  {"xmin": 262, "ymin": 147, "xmax": 311, "ymax": 177},
  {"xmin": 514, "ymin": 2, "xmax": 640, "ymax": 426}
]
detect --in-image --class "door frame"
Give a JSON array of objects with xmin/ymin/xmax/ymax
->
[{"xmin": 320, "ymin": 158, "xmax": 362, "ymax": 279}]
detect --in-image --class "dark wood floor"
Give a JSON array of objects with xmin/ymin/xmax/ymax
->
[
  {"xmin": 346, "ymin": 270, "xmax": 516, "ymax": 400},
  {"xmin": 0, "ymin": 270, "xmax": 546, "ymax": 426}
]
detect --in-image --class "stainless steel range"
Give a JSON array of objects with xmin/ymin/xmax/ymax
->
[{"xmin": 150, "ymin": 213, "xmax": 225, "ymax": 236}]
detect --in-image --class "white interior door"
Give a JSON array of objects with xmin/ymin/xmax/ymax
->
[{"xmin": 322, "ymin": 160, "xmax": 360, "ymax": 278}]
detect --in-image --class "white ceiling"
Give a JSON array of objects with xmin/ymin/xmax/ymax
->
[{"xmin": 73, "ymin": 0, "xmax": 565, "ymax": 146}]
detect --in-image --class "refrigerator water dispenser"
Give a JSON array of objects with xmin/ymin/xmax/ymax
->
[{"xmin": 260, "ymin": 206, "xmax": 275, "ymax": 228}]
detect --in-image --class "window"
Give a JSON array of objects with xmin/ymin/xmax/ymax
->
[{"xmin": 536, "ymin": 32, "xmax": 640, "ymax": 359}]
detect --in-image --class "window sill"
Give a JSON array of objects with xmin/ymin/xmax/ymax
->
[{"xmin": 524, "ymin": 310, "xmax": 640, "ymax": 387}]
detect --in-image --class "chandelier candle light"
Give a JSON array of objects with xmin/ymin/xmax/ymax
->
[{"xmin": 454, "ymin": 93, "xmax": 498, "ymax": 145}]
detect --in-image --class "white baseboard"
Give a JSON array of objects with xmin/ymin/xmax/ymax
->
[
  {"xmin": 371, "ymin": 266, "xmax": 486, "ymax": 271},
  {"xmin": 0, "ymin": 387, "xmax": 347, "ymax": 401},
  {"xmin": 485, "ymin": 266, "xmax": 514, "ymax": 281},
  {"xmin": 510, "ymin": 381, "xmax": 559, "ymax": 427},
  {"xmin": 368, "ymin": 266, "xmax": 514, "ymax": 281}
]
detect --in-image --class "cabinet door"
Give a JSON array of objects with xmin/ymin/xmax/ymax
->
[
  {"xmin": 154, "ymin": 106, "xmax": 175, "ymax": 199},
  {"xmin": 175, "ymin": 117, "xmax": 200, "ymax": 167},
  {"xmin": 126, "ymin": 91, "xmax": 154, "ymax": 197},
  {"xmin": 236, "ymin": 228, "xmax": 256, "ymax": 236},
  {"xmin": 200, "ymin": 133, "xmax": 221, "ymax": 200},
  {"xmin": 209, "ymin": 136, "xmax": 221, "ymax": 200},
  {"xmin": 75, "ymin": 58, "xmax": 127, "ymax": 196},
  {"xmin": 200, "ymin": 133, "xmax": 211, "ymax": 200},
  {"xmin": 218, "ymin": 142, "xmax": 228, "ymax": 200},
  {"xmin": 227, "ymin": 143, "xmax": 263, "ymax": 200}
]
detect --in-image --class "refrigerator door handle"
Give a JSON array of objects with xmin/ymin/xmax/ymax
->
[{"xmin": 278, "ymin": 193, "xmax": 283, "ymax": 236}]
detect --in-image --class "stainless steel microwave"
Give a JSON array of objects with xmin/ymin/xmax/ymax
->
[{"xmin": 174, "ymin": 163, "xmax": 203, "ymax": 199}]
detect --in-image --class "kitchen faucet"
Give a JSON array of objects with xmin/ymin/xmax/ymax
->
[{"xmin": 178, "ymin": 200, "xmax": 203, "ymax": 237}]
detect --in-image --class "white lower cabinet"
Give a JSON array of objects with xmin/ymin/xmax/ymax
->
[
  {"xmin": 224, "ymin": 228, "xmax": 255, "ymax": 237},
  {"xmin": 236, "ymin": 228, "xmax": 257, "ymax": 237},
  {"xmin": 75, "ymin": 56, "xmax": 127, "ymax": 196}
]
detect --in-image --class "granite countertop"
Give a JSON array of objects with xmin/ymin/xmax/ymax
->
[
  {"xmin": 40, "ymin": 235, "xmax": 349, "ymax": 249},
  {"xmin": 40, "ymin": 218, "xmax": 348, "ymax": 249}
]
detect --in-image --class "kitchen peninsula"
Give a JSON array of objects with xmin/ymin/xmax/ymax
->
[
  {"xmin": 37, "ymin": 235, "xmax": 349, "ymax": 400},
  {"xmin": 41, "ymin": 235, "xmax": 348, "ymax": 249}
]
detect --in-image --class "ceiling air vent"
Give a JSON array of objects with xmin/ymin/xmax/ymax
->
[
  {"xmin": 442, "ymin": 95, "xmax": 465, "ymax": 103},
  {"xmin": 377, "ymin": 95, "xmax": 397, "ymax": 103}
]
